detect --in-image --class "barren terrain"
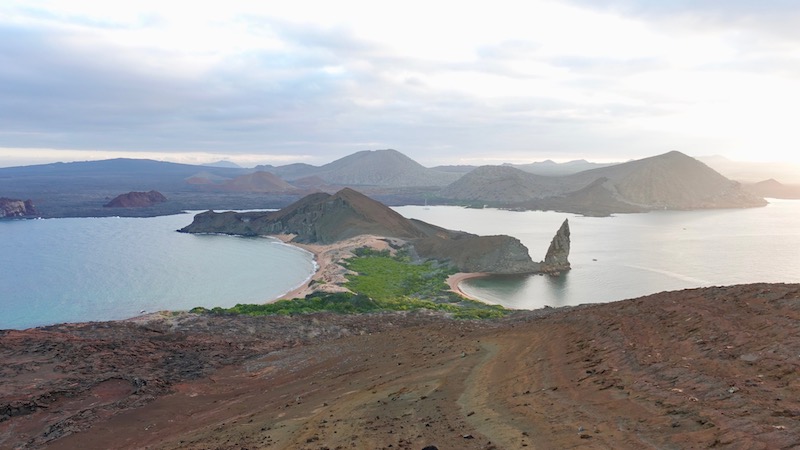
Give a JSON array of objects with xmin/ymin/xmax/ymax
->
[{"xmin": 2, "ymin": 283, "xmax": 799, "ymax": 449}]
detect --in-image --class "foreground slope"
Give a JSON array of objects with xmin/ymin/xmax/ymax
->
[{"xmin": 2, "ymin": 283, "xmax": 798, "ymax": 449}]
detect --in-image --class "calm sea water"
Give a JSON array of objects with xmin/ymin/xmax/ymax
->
[
  {"xmin": 394, "ymin": 199, "xmax": 800, "ymax": 309},
  {"xmin": 3, "ymin": 201, "xmax": 798, "ymax": 329},
  {"xmin": 0, "ymin": 212, "xmax": 316, "ymax": 329}
]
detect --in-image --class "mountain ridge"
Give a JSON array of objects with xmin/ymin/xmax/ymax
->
[
  {"xmin": 0, "ymin": 150, "xmax": 769, "ymax": 217},
  {"xmin": 440, "ymin": 151, "xmax": 765, "ymax": 214}
]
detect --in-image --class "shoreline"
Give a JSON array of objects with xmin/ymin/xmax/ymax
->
[
  {"xmin": 272, "ymin": 235, "xmax": 492, "ymax": 304},
  {"xmin": 272, "ymin": 234, "xmax": 395, "ymax": 300},
  {"xmin": 446, "ymin": 272, "xmax": 491, "ymax": 302}
]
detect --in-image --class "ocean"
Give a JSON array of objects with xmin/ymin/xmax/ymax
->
[
  {"xmin": 394, "ymin": 199, "xmax": 800, "ymax": 309},
  {"xmin": 2, "ymin": 201, "xmax": 798, "ymax": 329},
  {"xmin": 0, "ymin": 212, "xmax": 316, "ymax": 329}
]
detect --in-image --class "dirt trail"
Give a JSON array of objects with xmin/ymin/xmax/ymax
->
[{"xmin": 2, "ymin": 283, "xmax": 800, "ymax": 449}]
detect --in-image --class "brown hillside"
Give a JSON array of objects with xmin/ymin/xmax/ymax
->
[
  {"xmin": 440, "ymin": 151, "xmax": 766, "ymax": 212},
  {"xmin": 223, "ymin": 171, "xmax": 297, "ymax": 193},
  {"xmin": 180, "ymin": 188, "xmax": 427, "ymax": 244},
  {"xmin": 3, "ymin": 283, "xmax": 798, "ymax": 449},
  {"xmin": 570, "ymin": 151, "xmax": 766, "ymax": 209},
  {"xmin": 180, "ymin": 188, "xmax": 554, "ymax": 274},
  {"xmin": 314, "ymin": 149, "xmax": 461, "ymax": 187},
  {"xmin": 438, "ymin": 165, "xmax": 571, "ymax": 203}
]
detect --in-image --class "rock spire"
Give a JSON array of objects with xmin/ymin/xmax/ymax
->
[{"xmin": 542, "ymin": 219, "xmax": 571, "ymax": 273}]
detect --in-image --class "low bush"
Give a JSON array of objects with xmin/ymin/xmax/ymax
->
[{"xmin": 192, "ymin": 246, "xmax": 509, "ymax": 319}]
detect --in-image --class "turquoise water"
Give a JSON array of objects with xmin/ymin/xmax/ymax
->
[
  {"xmin": 3, "ymin": 201, "xmax": 798, "ymax": 329},
  {"xmin": 394, "ymin": 199, "xmax": 800, "ymax": 309},
  {"xmin": 0, "ymin": 212, "xmax": 316, "ymax": 329}
]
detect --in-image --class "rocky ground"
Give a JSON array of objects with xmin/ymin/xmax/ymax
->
[{"xmin": 2, "ymin": 283, "xmax": 799, "ymax": 449}]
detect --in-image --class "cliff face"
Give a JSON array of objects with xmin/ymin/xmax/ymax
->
[
  {"xmin": 180, "ymin": 188, "xmax": 569, "ymax": 275},
  {"xmin": 104, "ymin": 191, "xmax": 167, "ymax": 208},
  {"xmin": 0, "ymin": 198, "xmax": 38, "ymax": 218},
  {"xmin": 541, "ymin": 219, "xmax": 571, "ymax": 273},
  {"xmin": 413, "ymin": 234, "xmax": 542, "ymax": 274}
]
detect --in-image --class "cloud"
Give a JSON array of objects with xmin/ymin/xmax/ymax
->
[{"xmin": 1, "ymin": 0, "xmax": 800, "ymax": 168}]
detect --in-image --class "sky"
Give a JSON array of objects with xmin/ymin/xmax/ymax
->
[{"xmin": 1, "ymin": 0, "xmax": 800, "ymax": 168}]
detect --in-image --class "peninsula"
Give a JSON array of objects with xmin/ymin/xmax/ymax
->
[{"xmin": 179, "ymin": 188, "xmax": 570, "ymax": 299}]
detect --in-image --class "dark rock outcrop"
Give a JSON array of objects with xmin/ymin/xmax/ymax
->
[
  {"xmin": 0, "ymin": 198, "xmax": 38, "ymax": 217},
  {"xmin": 412, "ymin": 233, "xmax": 541, "ymax": 274},
  {"xmin": 180, "ymin": 188, "xmax": 568, "ymax": 274},
  {"xmin": 541, "ymin": 219, "xmax": 571, "ymax": 273},
  {"xmin": 104, "ymin": 191, "xmax": 167, "ymax": 208}
]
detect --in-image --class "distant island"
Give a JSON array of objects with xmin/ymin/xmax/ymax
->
[{"xmin": 0, "ymin": 150, "xmax": 774, "ymax": 218}]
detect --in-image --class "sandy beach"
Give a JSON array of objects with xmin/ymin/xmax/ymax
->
[
  {"xmin": 446, "ymin": 271, "xmax": 490, "ymax": 300},
  {"xmin": 275, "ymin": 233, "xmax": 492, "ymax": 303},
  {"xmin": 273, "ymin": 234, "xmax": 396, "ymax": 300}
]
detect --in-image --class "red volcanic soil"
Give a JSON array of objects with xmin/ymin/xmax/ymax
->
[{"xmin": 2, "ymin": 283, "xmax": 799, "ymax": 449}]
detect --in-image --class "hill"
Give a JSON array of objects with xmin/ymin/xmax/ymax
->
[
  {"xmin": 743, "ymin": 179, "xmax": 800, "ymax": 199},
  {"xmin": 569, "ymin": 151, "xmax": 765, "ymax": 209},
  {"xmin": 0, "ymin": 158, "xmax": 244, "ymax": 193},
  {"xmin": 201, "ymin": 160, "xmax": 242, "ymax": 169},
  {"xmin": 2, "ymin": 283, "xmax": 798, "ymax": 449},
  {"xmin": 103, "ymin": 191, "xmax": 167, "ymax": 208},
  {"xmin": 439, "ymin": 151, "xmax": 766, "ymax": 214},
  {"xmin": 437, "ymin": 165, "xmax": 574, "ymax": 203},
  {"xmin": 0, "ymin": 150, "xmax": 770, "ymax": 218},
  {"xmin": 220, "ymin": 171, "xmax": 298, "ymax": 193},
  {"xmin": 255, "ymin": 150, "xmax": 462, "ymax": 187},
  {"xmin": 509, "ymin": 158, "xmax": 618, "ymax": 176},
  {"xmin": 180, "ymin": 188, "xmax": 567, "ymax": 274}
]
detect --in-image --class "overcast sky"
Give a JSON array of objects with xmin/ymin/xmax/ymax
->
[{"xmin": 2, "ymin": 0, "xmax": 800, "ymax": 168}]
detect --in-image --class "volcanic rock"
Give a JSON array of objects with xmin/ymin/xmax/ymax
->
[
  {"xmin": 180, "ymin": 188, "xmax": 559, "ymax": 274},
  {"xmin": 541, "ymin": 218, "xmax": 571, "ymax": 273},
  {"xmin": 0, "ymin": 197, "xmax": 38, "ymax": 217},
  {"xmin": 104, "ymin": 191, "xmax": 167, "ymax": 208},
  {"xmin": 2, "ymin": 283, "xmax": 799, "ymax": 449}
]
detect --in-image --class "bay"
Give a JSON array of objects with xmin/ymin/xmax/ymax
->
[
  {"xmin": 393, "ymin": 199, "xmax": 800, "ymax": 309},
  {"xmin": 0, "ymin": 212, "xmax": 316, "ymax": 329},
  {"xmin": 3, "ymin": 200, "xmax": 798, "ymax": 329}
]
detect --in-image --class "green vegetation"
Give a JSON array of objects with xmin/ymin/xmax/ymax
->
[
  {"xmin": 192, "ymin": 247, "xmax": 508, "ymax": 319},
  {"xmin": 190, "ymin": 292, "xmax": 380, "ymax": 316}
]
